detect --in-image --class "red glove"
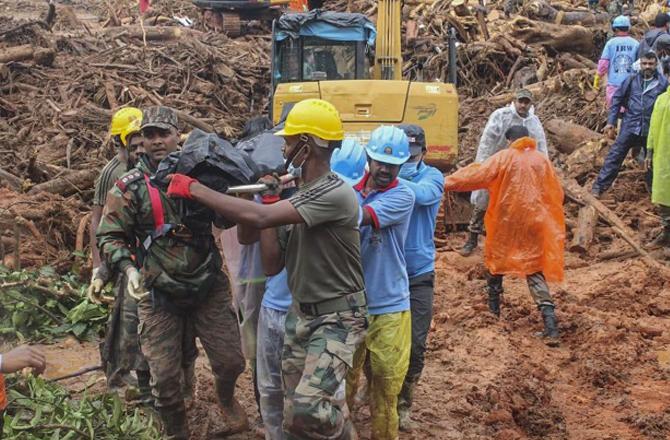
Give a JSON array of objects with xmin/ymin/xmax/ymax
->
[{"xmin": 167, "ymin": 174, "xmax": 197, "ymax": 199}]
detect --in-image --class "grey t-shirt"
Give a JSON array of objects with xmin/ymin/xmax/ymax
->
[{"xmin": 284, "ymin": 172, "xmax": 365, "ymax": 304}]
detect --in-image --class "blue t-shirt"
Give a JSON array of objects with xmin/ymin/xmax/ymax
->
[
  {"xmin": 399, "ymin": 162, "xmax": 444, "ymax": 278},
  {"xmin": 261, "ymin": 268, "xmax": 292, "ymax": 313},
  {"xmin": 354, "ymin": 175, "xmax": 415, "ymax": 315},
  {"xmin": 601, "ymin": 36, "xmax": 640, "ymax": 87}
]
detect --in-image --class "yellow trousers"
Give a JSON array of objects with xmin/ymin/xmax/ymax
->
[{"xmin": 346, "ymin": 310, "xmax": 411, "ymax": 440}]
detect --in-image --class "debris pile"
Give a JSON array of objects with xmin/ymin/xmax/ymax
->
[{"xmin": 0, "ymin": 1, "xmax": 270, "ymax": 269}]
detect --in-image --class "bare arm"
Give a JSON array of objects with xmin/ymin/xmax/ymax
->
[
  {"xmin": 259, "ymin": 227, "xmax": 284, "ymax": 276},
  {"xmin": 190, "ymin": 183, "xmax": 304, "ymax": 229},
  {"xmin": 237, "ymin": 224, "xmax": 260, "ymax": 245},
  {"xmin": 90, "ymin": 205, "xmax": 103, "ymax": 269}
]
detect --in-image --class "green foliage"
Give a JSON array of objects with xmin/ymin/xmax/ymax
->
[
  {"xmin": 0, "ymin": 266, "xmax": 108, "ymax": 342},
  {"xmin": 2, "ymin": 375, "xmax": 160, "ymax": 439}
]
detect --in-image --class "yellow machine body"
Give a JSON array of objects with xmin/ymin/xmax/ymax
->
[
  {"xmin": 273, "ymin": 80, "xmax": 459, "ymax": 168},
  {"xmin": 271, "ymin": 0, "xmax": 459, "ymax": 169}
]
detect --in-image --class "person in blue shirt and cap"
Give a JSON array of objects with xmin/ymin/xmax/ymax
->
[
  {"xmin": 395, "ymin": 124, "xmax": 445, "ymax": 432},
  {"xmin": 346, "ymin": 125, "xmax": 416, "ymax": 440},
  {"xmin": 594, "ymin": 15, "xmax": 640, "ymax": 107}
]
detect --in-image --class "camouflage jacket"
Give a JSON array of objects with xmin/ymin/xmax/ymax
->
[{"xmin": 96, "ymin": 157, "xmax": 222, "ymax": 304}]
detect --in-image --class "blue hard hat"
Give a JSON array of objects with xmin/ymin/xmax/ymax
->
[
  {"xmin": 331, "ymin": 138, "xmax": 367, "ymax": 185},
  {"xmin": 365, "ymin": 125, "xmax": 410, "ymax": 166},
  {"xmin": 613, "ymin": 15, "xmax": 631, "ymax": 28}
]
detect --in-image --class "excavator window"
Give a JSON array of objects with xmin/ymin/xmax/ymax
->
[{"xmin": 275, "ymin": 37, "xmax": 370, "ymax": 84}]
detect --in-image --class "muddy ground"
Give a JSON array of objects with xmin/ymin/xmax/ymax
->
[{"xmin": 43, "ymin": 231, "xmax": 670, "ymax": 439}]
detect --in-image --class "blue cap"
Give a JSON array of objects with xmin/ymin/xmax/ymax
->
[
  {"xmin": 365, "ymin": 125, "xmax": 410, "ymax": 166},
  {"xmin": 613, "ymin": 15, "xmax": 631, "ymax": 28},
  {"xmin": 331, "ymin": 138, "xmax": 367, "ymax": 185}
]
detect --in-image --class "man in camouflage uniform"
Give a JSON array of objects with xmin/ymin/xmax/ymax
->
[
  {"xmin": 165, "ymin": 98, "xmax": 367, "ymax": 439},
  {"xmin": 97, "ymin": 106, "xmax": 247, "ymax": 439},
  {"xmin": 87, "ymin": 107, "xmax": 151, "ymax": 399}
]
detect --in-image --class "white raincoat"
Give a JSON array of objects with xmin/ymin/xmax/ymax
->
[{"xmin": 471, "ymin": 103, "xmax": 548, "ymax": 208}]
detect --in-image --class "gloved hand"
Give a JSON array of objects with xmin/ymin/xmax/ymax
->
[
  {"xmin": 167, "ymin": 173, "xmax": 198, "ymax": 199},
  {"xmin": 87, "ymin": 267, "xmax": 106, "ymax": 304},
  {"xmin": 125, "ymin": 266, "xmax": 149, "ymax": 301},
  {"xmin": 604, "ymin": 124, "xmax": 616, "ymax": 140},
  {"xmin": 258, "ymin": 174, "xmax": 282, "ymax": 204},
  {"xmin": 592, "ymin": 74, "xmax": 600, "ymax": 90}
]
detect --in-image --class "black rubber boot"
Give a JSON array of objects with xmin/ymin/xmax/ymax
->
[
  {"xmin": 648, "ymin": 228, "xmax": 670, "ymax": 248},
  {"xmin": 158, "ymin": 403, "xmax": 189, "ymax": 440},
  {"xmin": 539, "ymin": 305, "xmax": 560, "ymax": 347},
  {"xmin": 398, "ymin": 375, "xmax": 419, "ymax": 432},
  {"xmin": 459, "ymin": 232, "xmax": 479, "ymax": 256},
  {"xmin": 487, "ymin": 289, "xmax": 501, "ymax": 317}
]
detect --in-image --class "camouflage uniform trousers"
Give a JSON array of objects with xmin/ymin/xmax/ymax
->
[
  {"xmin": 486, "ymin": 271, "xmax": 554, "ymax": 307},
  {"xmin": 282, "ymin": 304, "xmax": 368, "ymax": 440},
  {"xmin": 468, "ymin": 205, "xmax": 487, "ymax": 235},
  {"xmin": 137, "ymin": 272, "xmax": 245, "ymax": 412},
  {"xmin": 104, "ymin": 272, "xmax": 150, "ymax": 390}
]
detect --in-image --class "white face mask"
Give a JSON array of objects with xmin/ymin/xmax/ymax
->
[{"xmin": 284, "ymin": 139, "xmax": 309, "ymax": 179}]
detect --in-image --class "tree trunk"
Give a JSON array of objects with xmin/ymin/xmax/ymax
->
[
  {"xmin": 545, "ymin": 118, "xmax": 601, "ymax": 154},
  {"xmin": 569, "ymin": 205, "xmax": 598, "ymax": 253},
  {"xmin": 28, "ymin": 169, "xmax": 98, "ymax": 196},
  {"xmin": 507, "ymin": 17, "xmax": 594, "ymax": 55}
]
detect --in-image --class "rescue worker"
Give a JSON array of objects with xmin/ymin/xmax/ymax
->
[
  {"xmin": 97, "ymin": 106, "xmax": 247, "ymax": 439},
  {"xmin": 640, "ymin": 14, "xmax": 669, "ymax": 56},
  {"xmin": 645, "ymin": 84, "xmax": 670, "ymax": 250},
  {"xmin": 592, "ymin": 52, "xmax": 668, "ymax": 198},
  {"xmin": 166, "ymin": 98, "xmax": 368, "ymax": 439},
  {"xmin": 0, "ymin": 345, "xmax": 46, "ymax": 437},
  {"xmin": 346, "ymin": 125, "xmax": 415, "ymax": 440},
  {"xmin": 655, "ymin": 34, "xmax": 670, "ymax": 76},
  {"xmin": 395, "ymin": 124, "xmax": 444, "ymax": 432},
  {"xmin": 444, "ymin": 126, "xmax": 565, "ymax": 347},
  {"xmin": 460, "ymin": 88, "xmax": 548, "ymax": 256},
  {"xmin": 593, "ymin": 15, "xmax": 639, "ymax": 107},
  {"xmin": 87, "ymin": 107, "xmax": 150, "ymax": 398}
]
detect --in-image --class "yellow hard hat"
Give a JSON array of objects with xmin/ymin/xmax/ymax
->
[
  {"xmin": 275, "ymin": 99, "xmax": 344, "ymax": 142},
  {"xmin": 110, "ymin": 107, "xmax": 143, "ymax": 147}
]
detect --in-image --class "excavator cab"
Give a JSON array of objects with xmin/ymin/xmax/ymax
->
[{"xmin": 271, "ymin": 10, "xmax": 376, "ymax": 89}]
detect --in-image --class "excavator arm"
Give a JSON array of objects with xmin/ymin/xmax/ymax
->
[{"xmin": 374, "ymin": 0, "xmax": 403, "ymax": 80}]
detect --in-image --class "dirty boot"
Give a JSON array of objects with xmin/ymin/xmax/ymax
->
[
  {"xmin": 647, "ymin": 228, "xmax": 670, "ymax": 249},
  {"xmin": 459, "ymin": 232, "xmax": 479, "ymax": 256},
  {"xmin": 217, "ymin": 397, "xmax": 249, "ymax": 435},
  {"xmin": 158, "ymin": 403, "xmax": 189, "ymax": 440},
  {"xmin": 398, "ymin": 376, "xmax": 418, "ymax": 432},
  {"xmin": 487, "ymin": 288, "xmax": 501, "ymax": 317},
  {"xmin": 215, "ymin": 378, "xmax": 249, "ymax": 435},
  {"xmin": 538, "ymin": 304, "xmax": 560, "ymax": 347}
]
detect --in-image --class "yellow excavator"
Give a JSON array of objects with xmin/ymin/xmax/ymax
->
[{"xmin": 270, "ymin": 1, "xmax": 459, "ymax": 171}]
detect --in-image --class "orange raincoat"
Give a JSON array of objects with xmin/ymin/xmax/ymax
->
[
  {"xmin": 445, "ymin": 137, "xmax": 565, "ymax": 282},
  {"xmin": 0, "ymin": 373, "xmax": 6, "ymax": 411}
]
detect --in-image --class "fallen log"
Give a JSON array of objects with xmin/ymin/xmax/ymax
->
[
  {"xmin": 0, "ymin": 45, "xmax": 55, "ymax": 66},
  {"xmin": 0, "ymin": 167, "xmax": 22, "ymax": 190},
  {"xmin": 27, "ymin": 169, "xmax": 98, "ymax": 196},
  {"xmin": 100, "ymin": 26, "xmax": 202, "ymax": 42},
  {"xmin": 506, "ymin": 17, "xmax": 594, "ymax": 55},
  {"xmin": 569, "ymin": 205, "xmax": 598, "ymax": 253},
  {"xmin": 545, "ymin": 119, "xmax": 600, "ymax": 154},
  {"xmin": 523, "ymin": 0, "xmax": 610, "ymax": 25},
  {"xmin": 561, "ymin": 176, "xmax": 670, "ymax": 276}
]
